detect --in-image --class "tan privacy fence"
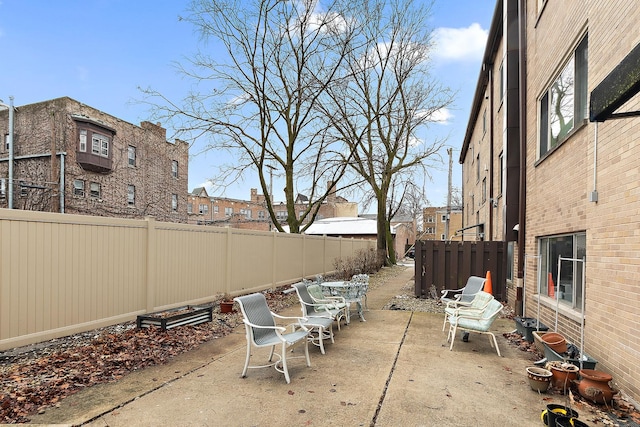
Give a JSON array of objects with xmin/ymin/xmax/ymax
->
[{"xmin": 0, "ymin": 209, "xmax": 374, "ymax": 350}]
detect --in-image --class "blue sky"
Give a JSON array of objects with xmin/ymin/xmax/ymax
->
[{"xmin": 0, "ymin": 0, "xmax": 495, "ymax": 208}]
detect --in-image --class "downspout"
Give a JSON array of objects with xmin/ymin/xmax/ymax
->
[
  {"xmin": 517, "ymin": 0, "xmax": 527, "ymax": 313},
  {"xmin": 59, "ymin": 153, "xmax": 65, "ymax": 213},
  {"xmin": 488, "ymin": 68, "xmax": 494, "ymax": 240},
  {"xmin": 8, "ymin": 96, "xmax": 14, "ymax": 209}
]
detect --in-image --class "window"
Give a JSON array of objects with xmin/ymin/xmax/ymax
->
[
  {"xmin": 187, "ymin": 203, "xmax": 193, "ymax": 214},
  {"xmin": 476, "ymin": 153, "xmax": 480, "ymax": 182},
  {"xmin": 258, "ymin": 210, "xmax": 265, "ymax": 219},
  {"xmin": 538, "ymin": 233, "xmax": 586, "ymax": 310},
  {"xmin": 79, "ymin": 130, "xmax": 87, "ymax": 152},
  {"xmin": 91, "ymin": 133, "xmax": 109, "ymax": 157},
  {"xmin": 4, "ymin": 133, "xmax": 8, "ymax": 151},
  {"xmin": 199, "ymin": 204, "xmax": 209, "ymax": 215},
  {"xmin": 225, "ymin": 207, "xmax": 233, "ymax": 216},
  {"xmin": 214, "ymin": 205, "xmax": 219, "ymax": 214},
  {"xmin": 425, "ymin": 227, "xmax": 435, "ymax": 234},
  {"xmin": 425, "ymin": 215, "xmax": 435, "ymax": 223},
  {"xmin": 128, "ymin": 146, "xmax": 136, "ymax": 166},
  {"xmin": 506, "ymin": 241, "xmax": 514, "ymax": 281},
  {"xmin": 539, "ymin": 34, "xmax": 588, "ymax": 158},
  {"xmin": 499, "ymin": 59, "xmax": 504, "ymax": 101},
  {"xmin": 171, "ymin": 161, "xmax": 178, "ymax": 178},
  {"xmin": 441, "ymin": 234, "xmax": 446, "ymax": 240},
  {"xmin": 482, "ymin": 108, "xmax": 487, "ymax": 135},
  {"xmin": 0, "ymin": 178, "xmax": 5, "ymax": 198},
  {"xmin": 171, "ymin": 194, "xmax": 178, "ymax": 211},
  {"xmin": 90, "ymin": 182, "xmax": 101, "ymax": 199},
  {"xmin": 482, "ymin": 178, "xmax": 487, "ymax": 204},
  {"xmin": 73, "ymin": 179, "xmax": 85, "ymax": 196},
  {"xmin": 276, "ymin": 210, "xmax": 287, "ymax": 220},
  {"xmin": 441, "ymin": 214, "xmax": 447, "ymax": 222},
  {"xmin": 499, "ymin": 152, "xmax": 504, "ymax": 195},
  {"xmin": 127, "ymin": 185, "xmax": 135, "ymax": 206}
]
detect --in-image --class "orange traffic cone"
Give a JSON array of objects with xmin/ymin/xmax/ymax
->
[
  {"xmin": 548, "ymin": 272, "xmax": 555, "ymax": 298},
  {"xmin": 484, "ymin": 270, "xmax": 493, "ymax": 295}
]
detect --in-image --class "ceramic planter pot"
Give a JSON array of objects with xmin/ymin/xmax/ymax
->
[
  {"xmin": 541, "ymin": 332, "xmax": 568, "ymax": 354},
  {"xmin": 220, "ymin": 300, "xmax": 235, "ymax": 313},
  {"xmin": 525, "ymin": 366, "xmax": 552, "ymax": 392},
  {"xmin": 577, "ymin": 369, "xmax": 617, "ymax": 404},
  {"xmin": 548, "ymin": 361, "xmax": 579, "ymax": 393}
]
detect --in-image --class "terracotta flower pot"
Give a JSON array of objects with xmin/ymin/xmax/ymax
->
[
  {"xmin": 541, "ymin": 331, "xmax": 568, "ymax": 354},
  {"xmin": 577, "ymin": 369, "xmax": 617, "ymax": 404},
  {"xmin": 548, "ymin": 362, "xmax": 579, "ymax": 393},
  {"xmin": 220, "ymin": 300, "xmax": 235, "ymax": 313}
]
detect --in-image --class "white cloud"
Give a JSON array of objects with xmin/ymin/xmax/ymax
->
[
  {"xmin": 432, "ymin": 23, "xmax": 488, "ymax": 63},
  {"xmin": 429, "ymin": 108, "xmax": 453, "ymax": 125}
]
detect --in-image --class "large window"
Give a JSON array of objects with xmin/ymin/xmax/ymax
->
[
  {"xmin": 225, "ymin": 207, "xmax": 233, "ymax": 216},
  {"xmin": 91, "ymin": 134, "xmax": 109, "ymax": 157},
  {"xmin": 538, "ymin": 233, "xmax": 586, "ymax": 310},
  {"xmin": 171, "ymin": 194, "xmax": 178, "ymax": 211},
  {"xmin": 539, "ymin": 34, "xmax": 588, "ymax": 158},
  {"xmin": 171, "ymin": 161, "xmax": 178, "ymax": 178}
]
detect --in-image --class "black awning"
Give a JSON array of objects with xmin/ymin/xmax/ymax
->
[{"xmin": 590, "ymin": 41, "xmax": 640, "ymax": 122}]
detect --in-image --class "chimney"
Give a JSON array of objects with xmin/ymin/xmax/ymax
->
[{"xmin": 327, "ymin": 180, "xmax": 336, "ymax": 202}]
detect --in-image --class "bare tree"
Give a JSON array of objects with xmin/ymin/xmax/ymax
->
[
  {"xmin": 323, "ymin": 0, "xmax": 453, "ymax": 263},
  {"xmin": 143, "ymin": 0, "xmax": 366, "ymax": 233}
]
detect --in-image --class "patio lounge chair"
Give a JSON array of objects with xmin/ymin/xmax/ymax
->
[
  {"xmin": 234, "ymin": 293, "xmax": 311, "ymax": 383},
  {"xmin": 440, "ymin": 275, "xmax": 486, "ymax": 305},
  {"xmin": 442, "ymin": 290, "xmax": 495, "ymax": 331},
  {"xmin": 446, "ymin": 298, "xmax": 504, "ymax": 357}
]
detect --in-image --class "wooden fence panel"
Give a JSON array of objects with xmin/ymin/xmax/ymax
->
[{"xmin": 415, "ymin": 240, "xmax": 506, "ymax": 301}]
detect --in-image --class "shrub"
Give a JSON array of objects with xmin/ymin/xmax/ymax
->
[{"xmin": 332, "ymin": 248, "xmax": 384, "ymax": 280}]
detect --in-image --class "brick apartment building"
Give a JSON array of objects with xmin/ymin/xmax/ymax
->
[
  {"xmin": 462, "ymin": 0, "xmax": 640, "ymax": 404},
  {"xmin": 188, "ymin": 184, "xmax": 358, "ymax": 230},
  {"xmin": 421, "ymin": 206, "xmax": 463, "ymax": 241},
  {"xmin": 0, "ymin": 97, "xmax": 188, "ymax": 222}
]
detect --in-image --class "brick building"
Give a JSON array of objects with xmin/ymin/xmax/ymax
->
[
  {"xmin": 421, "ymin": 206, "xmax": 463, "ymax": 241},
  {"xmin": 461, "ymin": 0, "xmax": 640, "ymax": 404},
  {"xmin": 190, "ymin": 184, "xmax": 358, "ymax": 230},
  {"xmin": 0, "ymin": 97, "xmax": 188, "ymax": 222}
]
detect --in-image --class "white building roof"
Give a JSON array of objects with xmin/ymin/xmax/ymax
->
[{"xmin": 282, "ymin": 217, "xmax": 396, "ymax": 235}]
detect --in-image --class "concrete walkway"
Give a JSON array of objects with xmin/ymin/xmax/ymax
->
[{"xmin": 28, "ymin": 265, "xmax": 574, "ymax": 426}]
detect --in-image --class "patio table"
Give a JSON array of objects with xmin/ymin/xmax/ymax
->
[{"xmin": 320, "ymin": 281, "xmax": 367, "ymax": 323}]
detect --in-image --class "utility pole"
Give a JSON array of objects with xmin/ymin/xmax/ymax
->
[
  {"xmin": 445, "ymin": 147, "xmax": 453, "ymax": 240},
  {"xmin": 0, "ymin": 97, "xmax": 15, "ymax": 209}
]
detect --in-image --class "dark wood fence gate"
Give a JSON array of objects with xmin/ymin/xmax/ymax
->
[{"xmin": 414, "ymin": 240, "xmax": 507, "ymax": 301}]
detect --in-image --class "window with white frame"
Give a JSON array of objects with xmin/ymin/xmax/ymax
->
[
  {"xmin": 538, "ymin": 232, "xmax": 586, "ymax": 310},
  {"xmin": 482, "ymin": 178, "xmax": 487, "ymax": 204},
  {"xmin": 90, "ymin": 182, "xmax": 101, "ymax": 199},
  {"xmin": 425, "ymin": 215, "xmax": 435, "ymax": 223},
  {"xmin": 1, "ymin": 178, "xmax": 6, "ymax": 198},
  {"xmin": 441, "ymin": 214, "xmax": 447, "ymax": 222},
  {"xmin": 258, "ymin": 210, "xmax": 265, "ymax": 219},
  {"xmin": 91, "ymin": 133, "xmax": 109, "ymax": 157},
  {"xmin": 187, "ymin": 203, "xmax": 193, "ymax": 214},
  {"xmin": 199, "ymin": 204, "xmax": 209, "ymax": 214},
  {"xmin": 171, "ymin": 194, "xmax": 178, "ymax": 211},
  {"xmin": 171, "ymin": 160, "xmax": 178, "ymax": 178},
  {"xmin": 224, "ymin": 207, "xmax": 233, "ymax": 216},
  {"xmin": 476, "ymin": 153, "xmax": 480, "ymax": 182},
  {"xmin": 214, "ymin": 205, "xmax": 219, "ymax": 213},
  {"xmin": 539, "ymin": 34, "xmax": 588, "ymax": 158},
  {"xmin": 127, "ymin": 185, "xmax": 135, "ymax": 205},
  {"xmin": 425, "ymin": 227, "xmax": 435, "ymax": 234},
  {"xmin": 128, "ymin": 146, "xmax": 136, "ymax": 166},
  {"xmin": 73, "ymin": 179, "xmax": 85, "ymax": 196},
  {"xmin": 79, "ymin": 129, "xmax": 87, "ymax": 152}
]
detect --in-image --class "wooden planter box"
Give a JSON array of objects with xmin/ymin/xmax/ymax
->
[{"xmin": 136, "ymin": 305, "xmax": 213, "ymax": 330}]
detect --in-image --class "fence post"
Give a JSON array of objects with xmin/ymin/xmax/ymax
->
[
  {"xmin": 145, "ymin": 216, "xmax": 157, "ymax": 313},
  {"xmin": 226, "ymin": 226, "xmax": 233, "ymax": 295}
]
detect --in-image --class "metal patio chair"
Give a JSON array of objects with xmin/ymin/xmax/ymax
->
[
  {"xmin": 446, "ymin": 298, "xmax": 504, "ymax": 357},
  {"xmin": 234, "ymin": 293, "xmax": 311, "ymax": 383}
]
